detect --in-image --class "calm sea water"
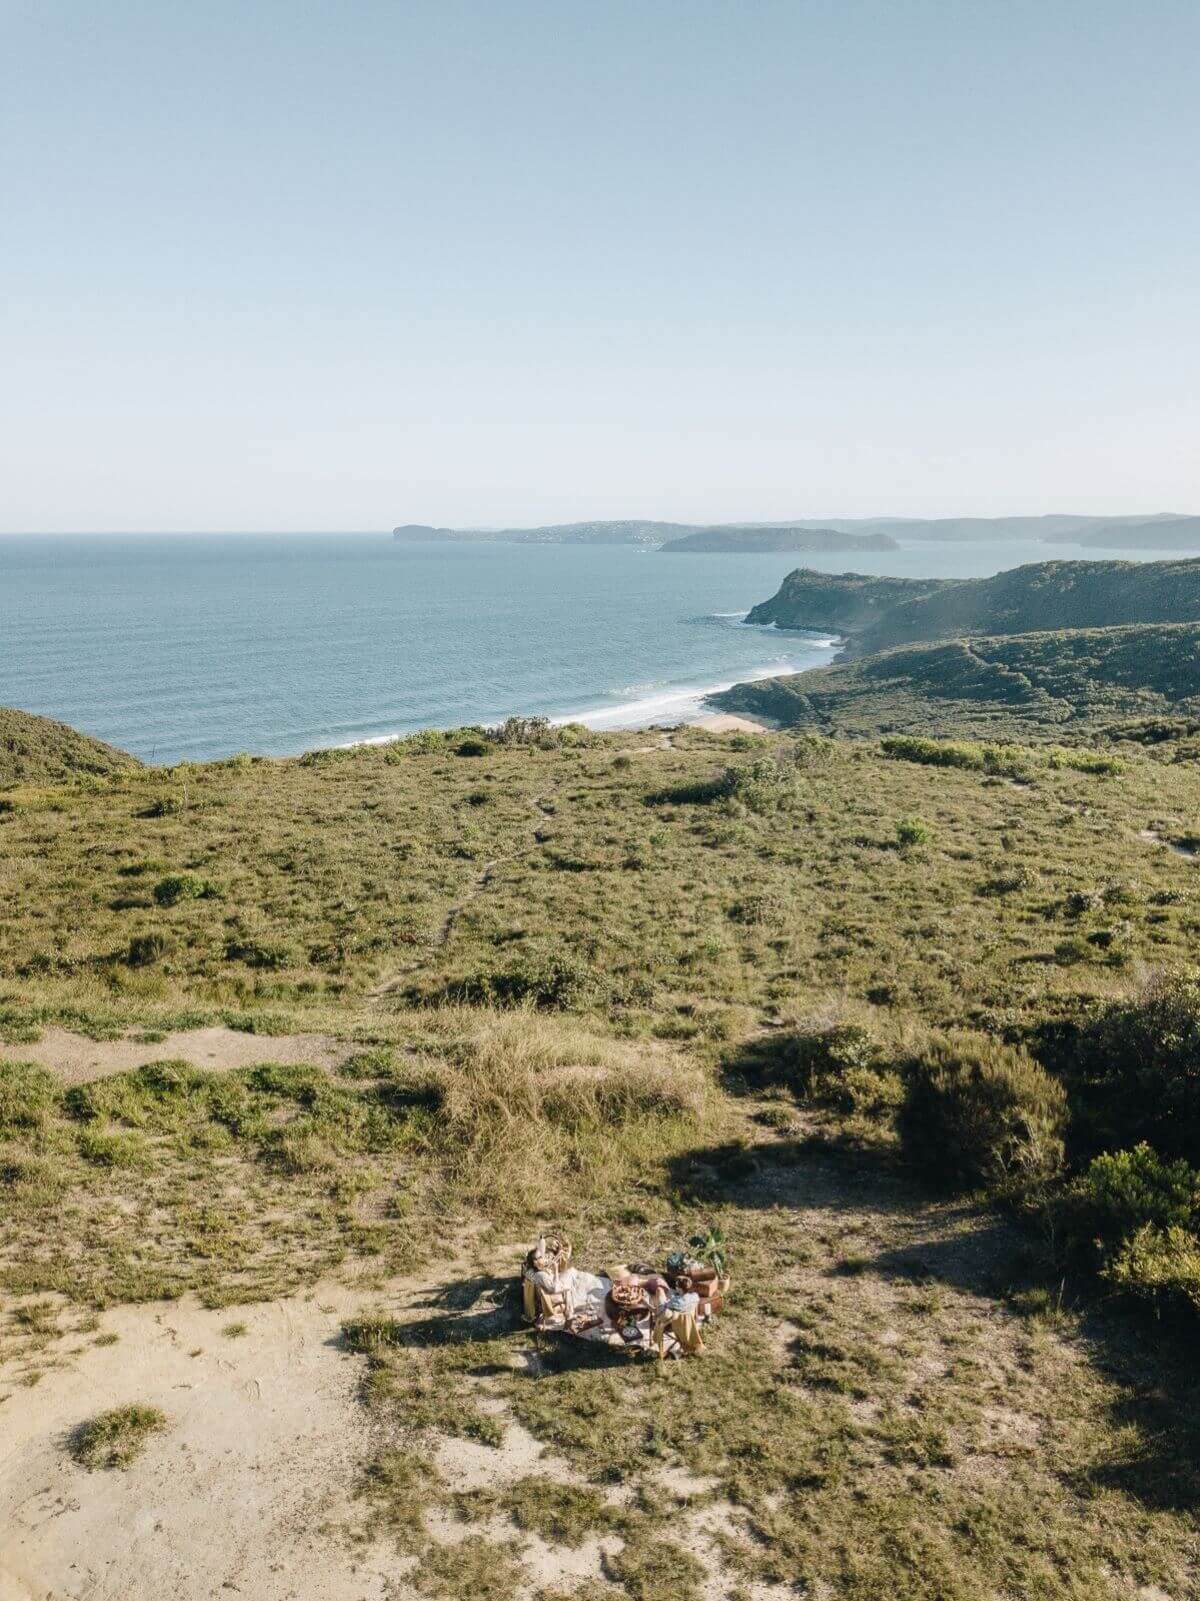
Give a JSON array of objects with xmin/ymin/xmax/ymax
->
[{"xmin": 0, "ymin": 533, "xmax": 1162, "ymax": 764}]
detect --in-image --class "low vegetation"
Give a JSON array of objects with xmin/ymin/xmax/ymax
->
[
  {"xmin": 6, "ymin": 703, "xmax": 1200, "ymax": 1596},
  {"xmin": 70, "ymin": 1402, "xmax": 167, "ymax": 1469},
  {"xmin": 714, "ymin": 623, "xmax": 1200, "ymax": 743}
]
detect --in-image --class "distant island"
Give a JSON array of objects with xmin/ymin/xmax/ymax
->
[
  {"xmin": 394, "ymin": 513, "xmax": 1197, "ymax": 548},
  {"xmin": 392, "ymin": 519, "xmax": 898, "ymax": 552},
  {"xmin": 1069, "ymin": 515, "xmax": 1200, "ymax": 550},
  {"xmin": 658, "ymin": 525, "xmax": 897, "ymax": 553}
]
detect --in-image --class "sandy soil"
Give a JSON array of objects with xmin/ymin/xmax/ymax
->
[
  {"xmin": 0, "ymin": 1026, "xmax": 355, "ymax": 1086},
  {"xmin": 0, "ymin": 1284, "xmax": 394, "ymax": 1601},
  {"xmin": 691, "ymin": 713, "xmax": 775, "ymax": 733}
]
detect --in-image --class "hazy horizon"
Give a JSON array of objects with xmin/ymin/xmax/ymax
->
[{"xmin": 4, "ymin": 1, "xmax": 1198, "ymax": 532}]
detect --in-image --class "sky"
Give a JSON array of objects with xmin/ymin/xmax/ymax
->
[{"xmin": 3, "ymin": 0, "xmax": 1198, "ymax": 531}]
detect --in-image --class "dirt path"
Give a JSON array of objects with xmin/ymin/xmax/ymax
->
[
  {"xmin": 0, "ymin": 1025, "xmax": 354, "ymax": 1086},
  {"xmin": 370, "ymin": 787, "xmax": 557, "ymax": 999}
]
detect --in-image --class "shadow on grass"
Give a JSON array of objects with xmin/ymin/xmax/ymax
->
[{"xmin": 666, "ymin": 1125, "xmax": 1200, "ymax": 1513}]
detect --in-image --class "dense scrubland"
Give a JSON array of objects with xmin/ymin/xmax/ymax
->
[
  {"xmin": 714, "ymin": 622, "xmax": 1200, "ymax": 741},
  {"xmin": 5, "ymin": 705, "xmax": 1200, "ymax": 1597}
]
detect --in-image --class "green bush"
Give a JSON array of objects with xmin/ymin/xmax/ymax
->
[
  {"xmin": 153, "ymin": 873, "xmax": 218, "ymax": 907},
  {"xmin": 738, "ymin": 1019, "xmax": 901, "ymax": 1116},
  {"xmin": 1047, "ymin": 747, "xmax": 1126, "ymax": 776},
  {"xmin": 898, "ymin": 1032, "xmax": 1066, "ymax": 1194},
  {"xmin": 1054, "ymin": 973, "xmax": 1200, "ymax": 1161},
  {"xmin": 881, "ymin": 735, "xmax": 1031, "ymax": 778},
  {"xmin": 895, "ymin": 816, "xmax": 931, "ymax": 850},
  {"xmin": 1105, "ymin": 1224, "xmax": 1200, "ymax": 1312},
  {"xmin": 722, "ymin": 755, "xmax": 799, "ymax": 814},
  {"xmin": 443, "ymin": 951, "xmax": 609, "ymax": 1012},
  {"xmin": 1069, "ymin": 1144, "xmax": 1200, "ymax": 1248},
  {"xmin": 223, "ymin": 937, "xmax": 294, "ymax": 970}
]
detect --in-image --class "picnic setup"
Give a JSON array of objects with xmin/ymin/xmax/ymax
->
[{"xmin": 520, "ymin": 1231, "xmax": 729, "ymax": 1359}]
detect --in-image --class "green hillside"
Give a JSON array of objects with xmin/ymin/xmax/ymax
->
[
  {"xmin": 712, "ymin": 622, "xmax": 1200, "ymax": 741},
  {"xmin": 0, "ymin": 706, "xmax": 141, "ymax": 787},
  {"xmin": 748, "ymin": 558, "xmax": 1200, "ymax": 655},
  {"xmin": 744, "ymin": 568, "xmax": 955, "ymax": 634},
  {"xmin": 6, "ymin": 713, "xmax": 1200, "ymax": 1593}
]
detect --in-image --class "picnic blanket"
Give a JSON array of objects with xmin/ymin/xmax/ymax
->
[{"xmin": 520, "ymin": 1235, "xmax": 727, "ymax": 1358}]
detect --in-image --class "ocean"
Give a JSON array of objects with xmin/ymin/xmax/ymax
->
[{"xmin": 0, "ymin": 532, "xmax": 1164, "ymax": 765}]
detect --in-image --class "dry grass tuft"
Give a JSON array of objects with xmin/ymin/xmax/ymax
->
[
  {"xmin": 411, "ymin": 1009, "xmax": 711, "ymax": 1212},
  {"xmin": 69, "ymin": 1402, "xmax": 167, "ymax": 1470}
]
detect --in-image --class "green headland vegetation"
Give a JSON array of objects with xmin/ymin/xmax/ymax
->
[
  {"xmin": 745, "ymin": 556, "xmax": 1200, "ymax": 655},
  {"xmin": 5, "ymin": 662, "xmax": 1200, "ymax": 1594}
]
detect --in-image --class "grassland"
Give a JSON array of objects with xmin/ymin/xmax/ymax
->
[{"xmin": 4, "ymin": 715, "xmax": 1200, "ymax": 1596}]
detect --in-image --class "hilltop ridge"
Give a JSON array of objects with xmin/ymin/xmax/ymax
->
[{"xmin": 0, "ymin": 705, "xmax": 141, "ymax": 787}]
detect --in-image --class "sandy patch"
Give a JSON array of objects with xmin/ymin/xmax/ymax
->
[
  {"xmin": 691, "ymin": 714, "xmax": 775, "ymax": 734},
  {"xmin": 0, "ymin": 1285, "xmax": 391, "ymax": 1601},
  {"xmin": 0, "ymin": 1026, "xmax": 355, "ymax": 1086}
]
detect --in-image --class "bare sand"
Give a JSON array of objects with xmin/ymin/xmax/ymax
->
[
  {"xmin": 0, "ymin": 1026, "xmax": 354, "ymax": 1086},
  {"xmin": 691, "ymin": 713, "xmax": 775, "ymax": 733},
  {"xmin": 0, "ymin": 1284, "xmax": 394, "ymax": 1601}
]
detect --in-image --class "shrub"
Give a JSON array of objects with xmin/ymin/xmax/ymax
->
[
  {"xmin": 491, "ymin": 715, "xmax": 556, "ymax": 748},
  {"xmin": 898, "ymin": 1032, "xmax": 1066, "ymax": 1194},
  {"xmin": 456, "ymin": 738, "xmax": 490, "ymax": 757},
  {"xmin": 223, "ymin": 937, "xmax": 294, "ymax": 970},
  {"xmin": 881, "ymin": 735, "xmax": 1031, "ymax": 778},
  {"xmin": 446, "ymin": 951, "xmax": 608, "ymax": 1011},
  {"xmin": 1047, "ymin": 747, "xmax": 1127, "ymax": 776},
  {"xmin": 153, "ymin": 873, "xmax": 218, "ymax": 907},
  {"xmin": 722, "ymin": 755, "xmax": 799, "ymax": 814},
  {"xmin": 70, "ymin": 1403, "xmax": 167, "ymax": 1470},
  {"xmin": 1105, "ymin": 1224, "xmax": 1200, "ymax": 1311},
  {"xmin": 895, "ymin": 816, "xmax": 931, "ymax": 850},
  {"xmin": 411, "ymin": 1009, "xmax": 707, "ymax": 1213},
  {"xmin": 1055, "ymin": 973, "xmax": 1200, "ymax": 1161},
  {"xmin": 1070, "ymin": 1144, "xmax": 1200, "ymax": 1246},
  {"xmin": 385, "ymin": 728, "xmax": 447, "ymax": 756},
  {"xmin": 125, "ymin": 932, "xmax": 169, "ymax": 967}
]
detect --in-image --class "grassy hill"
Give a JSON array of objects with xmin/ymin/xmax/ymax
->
[
  {"xmin": 712, "ymin": 622, "xmax": 1200, "ymax": 741},
  {"xmin": 0, "ymin": 706, "xmax": 140, "ymax": 787},
  {"xmin": 5, "ymin": 713, "xmax": 1200, "ymax": 1596}
]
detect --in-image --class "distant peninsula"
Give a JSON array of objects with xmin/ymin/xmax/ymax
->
[
  {"xmin": 1069, "ymin": 516, "xmax": 1200, "ymax": 551},
  {"xmin": 392, "ymin": 519, "xmax": 898, "ymax": 552},
  {"xmin": 658, "ymin": 525, "xmax": 898, "ymax": 553}
]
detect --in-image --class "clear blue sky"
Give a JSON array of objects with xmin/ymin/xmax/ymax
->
[{"xmin": 3, "ymin": 0, "xmax": 1197, "ymax": 530}]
